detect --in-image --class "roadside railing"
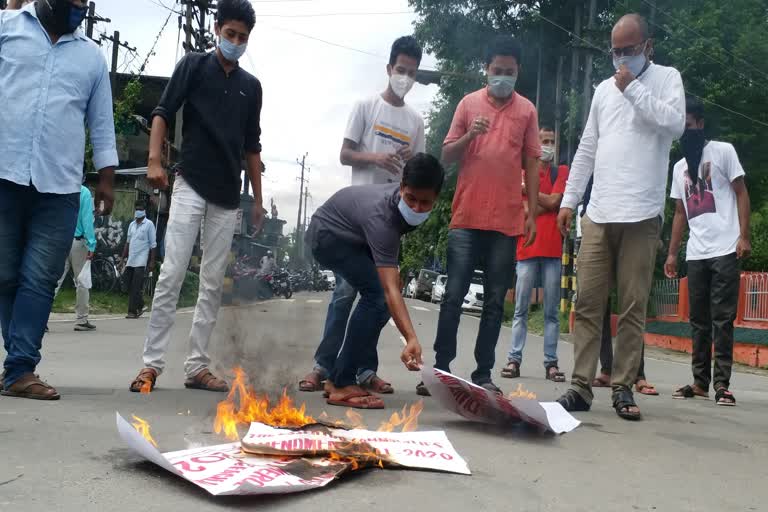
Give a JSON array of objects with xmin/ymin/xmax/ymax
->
[
  {"xmin": 650, "ymin": 278, "xmax": 680, "ymax": 318},
  {"xmin": 742, "ymin": 272, "xmax": 768, "ymax": 322}
]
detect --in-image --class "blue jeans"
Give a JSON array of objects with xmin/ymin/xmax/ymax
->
[
  {"xmin": 0, "ymin": 179, "xmax": 79, "ymax": 387},
  {"xmin": 311, "ymin": 230, "xmax": 390, "ymax": 388},
  {"xmin": 313, "ymin": 274, "xmax": 379, "ymax": 383},
  {"xmin": 433, "ymin": 229, "xmax": 517, "ymax": 383},
  {"xmin": 508, "ymin": 257, "xmax": 561, "ymax": 367}
]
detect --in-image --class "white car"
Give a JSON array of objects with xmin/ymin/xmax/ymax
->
[
  {"xmin": 406, "ymin": 278, "xmax": 417, "ymax": 298},
  {"xmin": 320, "ymin": 270, "xmax": 336, "ymax": 290},
  {"xmin": 461, "ymin": 271, "xmax": 484, "ymax": 313},
  {"xmin": 431, "ymin": 275, "xmax": 447, "ymax": 303}
]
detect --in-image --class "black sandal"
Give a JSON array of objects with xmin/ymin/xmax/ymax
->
[
  {"xmin": 545, "ymin": 365, "xmax": 566, "ymax": 383},
  {"xmin": 556, "ymin": 389, "xmax": 591, "ymax": 412},
  {"xmin": 715, "ymin": 387, "xmax": 736, "ymax": 406},
  {"xmin": 416, "ymin": 381, "xmax": 431, "ymax": 397},
  {"xmin": 612, "ymin": 388, "xmax": 642, "ymax": 421},
  {"xmin": 500, "ymin": 361, "xmax": 520, "ymax": 379},
  {"xmin": 474, "ymin": 379, "xmax": 503, "ymax": 395}
]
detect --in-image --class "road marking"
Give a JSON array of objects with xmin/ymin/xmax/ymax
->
[
  {"xmin": 306, "ymin": 299, "xmax": 323, "ymax": 304},
  {"xmin": 412, "ymin": 306, "xmax": 430, "ymax": 312}
]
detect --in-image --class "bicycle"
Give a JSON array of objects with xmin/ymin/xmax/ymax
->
[{"xmin": 90, "ymin": 255, "xmax": 120, "ymax": 293}]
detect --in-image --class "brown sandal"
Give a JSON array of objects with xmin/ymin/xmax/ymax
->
[
  {"xmin": 184, "ymin": 368, "xmax": 229, "ymax": 392},
  {"xmin": 130, "ymin": 368, "xmax": 158, "ymax": 393},
  {"xmin": 326, "ymin": 390, "xmax": 385, "ymax": 409},
  {"xmin": 360, "ymin": 375, "xmax": 394, "ymax": 394},
  {"xmin": 592, "ymin": 374, "xmax": 611, "ymax": 388},
  {"xmin": 1, "ymin": 373, "xmax": 60, "ymax": 400},
  {"xmin": 299, "ymin": 370, "xmax": 324, "ymax": 392}
]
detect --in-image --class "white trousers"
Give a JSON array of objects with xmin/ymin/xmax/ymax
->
[
  {"xmin": 142, "ymin": 176, "xmax": 237, "ymax": 378},
  {"xmin": 54, "ymin": 238, "xmax": 90, "ymax": 323}
]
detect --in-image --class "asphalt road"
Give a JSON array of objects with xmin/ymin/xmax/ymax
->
[{"xmin": 1, "ymin": 293, "xmax": 766, "ymax": 511}]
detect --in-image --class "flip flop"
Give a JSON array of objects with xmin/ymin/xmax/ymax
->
[
  {"xmin": 326, "ymin": 390, "xmax": 385, "ymax": 409},
  {"xmin": 672, "ymin": 384, "xmax": 708, "ymax": 400},
  {"xmin": 299, "ymin": 370, "xmax": 324, "ymax": 392},
  {"xmin": 360, "ymin": 375, "xmax": 394, "ymax": 394},
  {"xmin": 635, "ymin": 383, "xmax": 659, "ymax": 396}
]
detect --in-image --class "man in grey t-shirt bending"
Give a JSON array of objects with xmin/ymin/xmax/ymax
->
[{"xmin": 306, "ymin": 153, "xmax": 444, "ymax": 409}]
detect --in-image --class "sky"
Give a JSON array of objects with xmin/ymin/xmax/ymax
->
[{"xmin": 93, "ymin": 0, "xmax": 440, "ymax": 231}]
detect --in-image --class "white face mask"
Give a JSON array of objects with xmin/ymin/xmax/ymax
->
[
  {"xmin": 390, "ymin": 74, "xmax": 415, "ymax": 99},
  {"xmin": 540, "ymin": 145, "xmax": 555, "ymax": 162}
]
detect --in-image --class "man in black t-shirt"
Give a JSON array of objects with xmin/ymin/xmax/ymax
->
[
  {"xmin": 307, "ymin": 153, "xmax": 444, "ymax": 409},
  {"xmin": 130, "ymin": 0, "xmax": 264, "ymax": 394}
]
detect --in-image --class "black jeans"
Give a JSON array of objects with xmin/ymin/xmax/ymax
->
[
  {"xmin": 311, "ymin": 230, "xmax": 390, "ymax": 388},
  {"xmin": 598, "ymin": 302, "xmax": 646, "ymax": 379},
  {"xmin": 687, "ymin": 253, "xmax": 739, "ymax": 391},
  {"xmin": 125, "ymin": 266, "xmax": 145, "ymax": 315},
  {"xmin": 433, "ymin": 229, "xmax": 517, "ymax": 383}
]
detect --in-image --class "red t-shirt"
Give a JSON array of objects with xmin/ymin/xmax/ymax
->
[{"xmin": 517, "ymin": 163, "xmax": 569, "ymax": 260}]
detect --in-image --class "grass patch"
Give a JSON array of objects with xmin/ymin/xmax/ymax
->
[
  {"xmin": 503, "ymin": 301, "xmax": 570, "ymax": 336},
  {"xmin": 52, "ymin": 270, "xmax": 200, "ymax": 315}
]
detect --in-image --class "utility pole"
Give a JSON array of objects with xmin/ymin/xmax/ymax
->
[
  {"xmin": 565, "ymin": 2, "xmax": 582, "ymax": 164},
  {"xmin": 302, "ymin": 187, "xmax": 310, "ymax": 232},
  {"xmin": 581, "ymin": 0, "xmax": 598, "ymax": 129},
  {"xmin": 535, "ymin": 24, "xmax": 543, "ymax": 111},
  {"xmin": 295, "ymin": 153, "xmax": 308, "ymax": 263},
  {"xmin": 85, "ymin": 2, "xmax": 96, "ymax": 38},
  {"xmin": 554, "ymin": 55, "xmax": 565, "ymax": 163},
  {"xmin": 102, "ymin": 31, "xmax": 136, "ymax": 99}
]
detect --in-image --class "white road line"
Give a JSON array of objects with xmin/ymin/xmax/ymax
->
[
  {"xmin": 412, "ymin": 306, "xmax": 430, "ymax": 312},
  {"xmin": 306, "ymin": 299, "xmax": 323, "ymax": 304}
]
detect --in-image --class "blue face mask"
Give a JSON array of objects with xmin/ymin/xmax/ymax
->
[
  {"xmin": 219, "ymin": 37, "xmax": 247, "ymax": 62},
  {"xmin": 612, "ymin": 43, "xmax": 648, "ymax": 77},
  {"xmin": 398, "ymin": 197, "xmax": 430, "ymax": 227},
  {"xmin": 135, "ymin": 210, "xmax": 146, "ymax": 220},
  {"xmin": 67, "ymin": 4, "xmax": 88, "ymax": 33}
]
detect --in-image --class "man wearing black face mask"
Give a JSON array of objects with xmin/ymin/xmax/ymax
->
[
  {"xmin": 665, "ymin": 97, "xmax": 751, "ymax": 407},
  {"xmin": 0, "ymin": 0, "xmax": 117, "ymax": 400}
]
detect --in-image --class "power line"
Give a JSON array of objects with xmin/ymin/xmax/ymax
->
[
  {"xmin": 637, "ymin": 0, "xmax": 768, "ymax": 82},
  {"xmin": 137, "ymin": 9, "xmax": 174, "ymax": 75}
]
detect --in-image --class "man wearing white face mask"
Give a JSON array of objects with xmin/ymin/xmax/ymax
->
[
  {"xmin": 501, "ymin": 126, "xmax": 569, "ymax": 383},
  {"xmin": 130, "ymin": 0, "xmax": 264, "ymax": 394},
  {"xmin": 556, "ymin": 14, "xmax": 685, "ymax": 420},
  {"xmin": 299, "ymin": 36, "xmax": 426, "ymax": 396}
]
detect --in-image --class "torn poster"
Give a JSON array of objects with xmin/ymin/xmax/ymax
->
[
  {"xmin": 117, "ymin": 413, "xmax": 469, "ymax": 497},
  {"xmin": 420, "ymin": 367, "xmax": 580, "ymax": 434}
]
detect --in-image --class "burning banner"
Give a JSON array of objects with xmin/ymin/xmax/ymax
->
[
  {"xmin": 421, "ymin": 367, "xmax": 580, "ymax": 434},
  {"xmin": 117, "ymin": 412, "xmax": 470, "ymax": 497}
]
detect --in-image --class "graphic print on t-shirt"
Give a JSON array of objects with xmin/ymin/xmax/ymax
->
[
  {"xmin": 684, "ymin": 162, "xmax": 716, "ymax": 220},
  {"xmin": 374, "ymin": 122, "xmax": 412, "ymax": 149}
]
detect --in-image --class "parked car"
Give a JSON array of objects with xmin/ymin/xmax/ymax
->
[
  {"xmin": 320, "ymin": 270, "xmax": 336, "ymax": 290},
  {"xmin": 431, "ymin": 275, "xmax": 447, "ymax": 303},
  {"xmin": 461, "ymin": 271, "xmax": 484, "ymax": 313},
  {"xmin": 405, "ymin": 278, "xmax": 417, "ymax": 298},
  {"xmin": 409, "ymin": 269, "xmax": 439, "ymax": 301}
]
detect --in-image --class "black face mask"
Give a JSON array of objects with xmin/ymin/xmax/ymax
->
[
  {"xmin": 680, "ymin": 128, "xmax": 706, "ymax": 186},
  {"xmin": 36, "ymin": 0, "xmax": 88, "ymax": 36}
]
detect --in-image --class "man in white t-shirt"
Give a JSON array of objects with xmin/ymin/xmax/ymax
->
[
  {"xmin": 298, "ymin": 36, "xmax": 425, "ymax": 395},
  {"xmin": 665, "ymin": 97, "xmax": 751, "ymax": 407}
]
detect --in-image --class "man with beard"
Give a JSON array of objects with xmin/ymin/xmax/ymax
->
[
  {"xmin": 0, "ymin": 0, "xmax": 117, "ymax": 399},
  {"xmin": 556, "ymin": 14, "xmax": 685, "ymax": 420},
  {"xmin": 666, "ymin": 97, "xmax": 751, "ymax": 407}
]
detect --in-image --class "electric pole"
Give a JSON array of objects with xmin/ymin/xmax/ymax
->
[
  {"xmin": 580, "ymin": 0, "xmax": 598, "ymax": 129},
  {"xmin": 102, "ymin": 31, "xmax": 136, "ymax": 99},
  {"xmin": 295, "ymin": 154, "xmax": 309, "ymax": 264},
  {"xmin": 303, "ymin": 187, "xmax": 310, "ymax": 232}
]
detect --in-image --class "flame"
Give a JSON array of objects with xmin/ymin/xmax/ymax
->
[
  {"xmin": 131, "ymin": 415, "xmax": 158, "ymax": 448},
  {"xmin": 377, "ymin": 400, "xmax": 423, "ymax": 432},
  {"xmin": 213, "ymin": 367, "xmax": 315, "ymax": 440},
  {"xmin": 139, "ymin": 380, "xmax": 152, "ymax": 395},
  {"xmin": 508, "ymin": 383, "xmax": 537, "ymax": 400}
]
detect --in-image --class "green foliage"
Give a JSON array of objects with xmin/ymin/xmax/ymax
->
[{"xmin": 180, "ymin": 270, "xmax": 200, "ymax": 308}]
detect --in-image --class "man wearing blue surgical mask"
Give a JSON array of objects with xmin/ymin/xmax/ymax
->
[
  {"xmin": 130, "ymin": 0, "xmax": 264, "ymax": 394},
  {"xmin": 556, "ymin": 14, "xmax": 685, "ymax": 421},
  {"xmin": 123, "ymin": 202, "xmax": 157, "ymax": 320},
  {"xmin": 0, "ymin": 0, "xmax": 118, "ymax": 400},
  {"xmin": 306, "ymin": 154, "xmax": 444, "ymax": 410}
]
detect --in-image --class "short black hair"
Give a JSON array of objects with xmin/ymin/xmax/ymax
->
[
  {"xmin": 217, "ymin": 0, "xmax": 256, "ymax": 32},
  {"xmin": 485, "ymin": 35, "xmax": 522, "ymax": 66},
  {"xmin": 686, "ymin": 96, "xmax": 705, "ymax": 122},
  {"xmin": 402, "ymin": 153, "xmax": 444, "ymax": 194},
  {"xmin": 135, "ymin": 200, "xmax": 146, "ymax": 209},
  {"xmin": 389, "ymin": 36, "xmax": 423, "ymax": 66},
  {"xmin": 539, "ymin": 125, "xmax": 555, "ymax": 133}
]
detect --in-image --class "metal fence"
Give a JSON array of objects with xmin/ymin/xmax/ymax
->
[
  {"xmin": 743, "ymin": 272, "xmax": 768, "ymax": 322},
  {"xmin": 650, "ymin": 278, "xmax": 680, "ymax": 318}
]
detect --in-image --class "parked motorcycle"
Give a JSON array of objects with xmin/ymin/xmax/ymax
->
[{"xmin": 267, "ymin": 269, "xmax": 293, "ymax": 299}]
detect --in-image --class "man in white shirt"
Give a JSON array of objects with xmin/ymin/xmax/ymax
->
[
  {"xmin": 299, "ymin": 36, "xmax": 425, "ymax": 395},
  {"xmin": 665, "ymin": 97, "xmax": 751, "ymax": 407},
  {"xmin": 555, "ymin": 14, "xmax": 685, "ymax": 420},
  {"xmin": 123, "ymin": 202, "xmax": 157, "ymax": 319}
]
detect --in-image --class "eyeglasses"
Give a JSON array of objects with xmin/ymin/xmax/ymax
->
[{"xmin": 609, "ymin": 40, "xmax": 648, "ymax": 58}]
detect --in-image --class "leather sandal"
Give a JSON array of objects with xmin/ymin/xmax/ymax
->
[
  {"xmin": 360, "ymin": 375, "xmax": 394, "ymax": 394},
  {"xmin": 184, "ymin": 368, "xmax": 229, "ymax": 392},
  {"xmin": 130, "ymin": 368, "xmax": 158, "ymax": 393},
  {"xmin": 1, "ymin": 373, "xmax": 60, "ymax": 400},
  {"xmin": 299, "ymin": 369, "xmax": 324, "ymax": 392}
]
